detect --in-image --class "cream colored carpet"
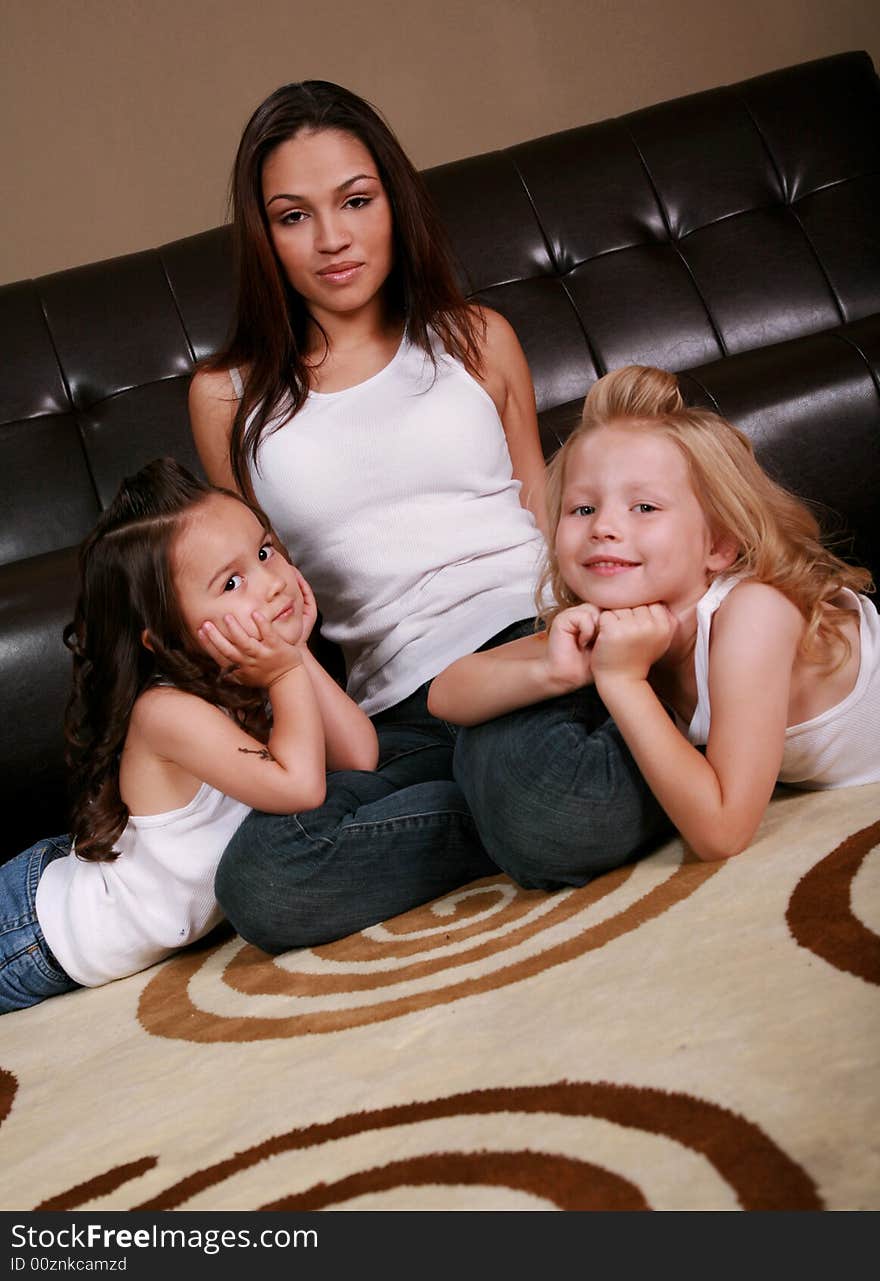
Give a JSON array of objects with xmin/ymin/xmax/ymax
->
[{"xmin": 2, "ymin": 782, "xmax": 878, "ymax": 1211}]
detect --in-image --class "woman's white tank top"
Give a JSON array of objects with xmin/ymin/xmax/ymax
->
[{"xmin": 232, "ymin": 333, "xmax": 545, "ymax": 715}]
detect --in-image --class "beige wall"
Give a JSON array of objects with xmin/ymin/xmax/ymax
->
[{"xmin": 3, "ymin": 0, "xmax": 879, "ymax": 284}]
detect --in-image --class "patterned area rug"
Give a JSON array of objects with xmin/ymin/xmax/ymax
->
[{"xmin": 2, "ymin": 782, "xmax": 878, "ymax": 1212}]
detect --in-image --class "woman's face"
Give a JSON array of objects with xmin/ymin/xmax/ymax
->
[{"xmin": 261, "ymin": 127, "xmax": 394, "ymax": 324}]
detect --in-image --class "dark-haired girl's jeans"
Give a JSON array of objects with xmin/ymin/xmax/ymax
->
[
  {"xmin": 215, "ymin": 621, "xmax": 671, "ymax": 954},
  {"xmin": 0, "ymin": 837, "xmax": 80, "ymax": 1013}
]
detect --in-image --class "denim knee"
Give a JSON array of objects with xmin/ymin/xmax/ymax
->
[
  {"xmin": 453, "ymin": 698, "xmax": 670, "ymax": 889},
  {"xmin": 215, "ymin": 811, "xmax": 331, "ymax": 953},
  {"xmin": 215, "ymin": 768, "xmax": 495, "ymax": 954}
]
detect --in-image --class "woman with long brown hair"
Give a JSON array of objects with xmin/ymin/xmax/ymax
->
[{"xmin": 189, "ymin": 82, "xmax": 666, "ymax": 952}]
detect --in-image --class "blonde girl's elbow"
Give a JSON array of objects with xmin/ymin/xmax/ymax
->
[
  {"xmin": 691, "ymin": 828, "xmax": 753, "ymax": 862},
  {"xmin": 425, "ymin": 678, "xmax": 444, "ymax": 718},
  {"xmin": 693, "ymin": 844, "xmax": 739, "ymax": 863},
  {"xmin": 428, "ymin": 687, "xmax": 475, "ymax": 726}
]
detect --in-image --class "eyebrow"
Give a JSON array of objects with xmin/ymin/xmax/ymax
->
[
  {"xmin": 265, "ymin": 174, "xmax": 378, "ymax": 207},
  {"xmin": 207, "ymin": 560, "xmax": 238, "ymax": 591},
  {"xmin": 205, "ymin": 525, "xmax": 273, "ymax": 590}
]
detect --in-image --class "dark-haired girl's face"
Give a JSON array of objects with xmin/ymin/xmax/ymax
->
[
  {"xmin": 172, "ymin": 495, "xmax": 304, "ymax": 653},
  {"xmin": 262, "ymin": 127, "xmax": 394, "ymax": 325}
]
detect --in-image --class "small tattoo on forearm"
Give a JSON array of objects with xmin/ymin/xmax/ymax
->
[{"xmin": 238, "ymin": 747, "xmax": 276, "ymax": 762}]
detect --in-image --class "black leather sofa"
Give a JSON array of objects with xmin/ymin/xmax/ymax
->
[{"xmin": 2, "ymin": 50, "xmax": 878, "ymax": 862}]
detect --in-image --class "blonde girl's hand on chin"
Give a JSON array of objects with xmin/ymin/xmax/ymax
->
[
  {"xmin": 544, "ymin": 603, "xmax": 601, "ymax": 692},
  {"xmin": 591, "ymin": 604, "xmax": 677, "ymax": 688},
  {"xmin": 198, "ymin": 611, "xmax": 304, "ymax": 689}
]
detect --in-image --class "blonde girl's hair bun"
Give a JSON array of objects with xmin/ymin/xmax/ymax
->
[{"xmin": 582, "ymin": 365, "xmax": 683, "ymax": 427}]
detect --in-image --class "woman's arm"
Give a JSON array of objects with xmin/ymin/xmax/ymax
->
[
  {"xmin": 189, "ymin": 368, "xmax": 239, "ymax": 491},
  {"xmin": 476, "ymin": 307, "xmax": 548, "ymax": 537},
  {"xmin": 428, "ymin": 604, "xmax": 599, "ymax": 725},
  {"xmin": 591, "ymin": 585, "xmax": 803, "ymax": 860}
]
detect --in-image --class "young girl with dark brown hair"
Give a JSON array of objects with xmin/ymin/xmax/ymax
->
[{"xmin": 0, "ymin": 458, "xmax": 375, "ymax": 1013}]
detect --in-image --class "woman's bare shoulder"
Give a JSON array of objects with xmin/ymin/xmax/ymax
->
[
  {"xmin": 470, "ymin": 304, "xmax": 519, "ymax": 353},
  {"xmin": 189, "ymin": 365, "xmax": 240, "ymax": 409},
  {"xmin": 188, "ymin": 367, "xmax": 240, "ymax": 488}
]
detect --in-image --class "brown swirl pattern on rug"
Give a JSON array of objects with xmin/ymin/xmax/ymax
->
[
  {"xmin": 264, "ymin": 1151, "xmax": 649, "ymax": 1211},
  {"xmin": 36, "ymin": 1159, "xmax": 159, "ymax": 1211},
  {"xmin": 787, "ymin": 819, "xmax": 880, "ymax": 984},
  {"xmin": 0, "ymin": 1068, "xmax": 17, "ymax": 1128},
  {"xmin": 44, "ymin": 1081, "xmax": 817, "ymax": 1211},
  {"xmin": 138, "ymin": 858, "xmax": 723, "ymax": 1042}
]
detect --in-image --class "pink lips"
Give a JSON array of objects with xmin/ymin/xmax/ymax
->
[
  {"xmin": 273, "ymin": 604, "xmax": 294, "ymax": 622},
  {"xmin": 582, "ymin": 558, "xmax": 640, "ymax": 576},
  {"xmin": 316, "ymin": 261, "xmax": 362, "ymax": 283}
]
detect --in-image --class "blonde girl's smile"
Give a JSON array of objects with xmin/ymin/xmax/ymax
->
[
  {"xmin": 580, "ymin": 555, "xmax": 641, "ymax": 575},
  {"xmin": 554, "ymin": 424, "xmax": 735, "ymax": 617}
]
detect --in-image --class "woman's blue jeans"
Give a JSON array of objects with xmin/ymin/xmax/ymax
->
[
  {"xmin": 216, "ymin": 620, "xmax": 670, "ymax": 954},
  {"xmin": 0, "ymin": 836, "xmax": 80, "ymax": 1013}
]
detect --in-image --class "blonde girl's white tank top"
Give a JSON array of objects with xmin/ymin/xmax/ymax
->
[
  {"xmin": 230, "ymin": 332, "xmax": 546, "ymax": 715},
  {"xmin": 687, "ymin": 574, "xmax": 880, "ymax": 788}
]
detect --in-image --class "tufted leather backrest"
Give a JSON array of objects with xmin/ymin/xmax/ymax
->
[
  {"xmin": 1, "ymin": 50, "xmax": 878, "ymax": 857},
  {"xmin": 424, "ymin": 51, "xmax": 879, "ymax": 399},
  {"xmin": 2, "ymin": 52, "xmax": 879, "ymax": 568}
]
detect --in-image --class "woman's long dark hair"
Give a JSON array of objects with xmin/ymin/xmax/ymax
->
[
  {"xmin": 63, "ymin": 457, "xmax": 273, "ymax": 862},
  {"xmin": 204, "ymin": 80, "xmax": 484, "ymax": 495}
]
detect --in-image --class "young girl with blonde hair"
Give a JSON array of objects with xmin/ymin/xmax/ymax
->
[
  {"xmin": 431, "ymin": 366, "xmax": 879, "ymax": 862},
  {"xmin": 0, "ymin": 458, "xmax": 376, "ymax": 1013}
]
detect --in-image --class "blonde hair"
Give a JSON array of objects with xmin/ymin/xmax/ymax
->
[{"xmin": 538, "ymin": 365, "xmax": 873, "ymax": 665}]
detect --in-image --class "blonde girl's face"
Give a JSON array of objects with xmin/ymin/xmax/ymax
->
[
  {"xmin": 171, "ymin": 495, "xmax": 304, "ymax": 654},
  {"xmin": 262, "ymin": 127, "xmax": 394, "ymax": 326},
  {"xmin": 554, "ymin": 423, "xmax": 735, "ymax": 618}
]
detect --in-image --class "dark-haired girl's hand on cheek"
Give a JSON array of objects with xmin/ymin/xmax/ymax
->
[
  {"xmin": 292, "ymin": 567, "xmax": 318, "ymax": 646},
  {"xmin": 198, "ymin": 612, "xmax": 303, "ymax": 689}
]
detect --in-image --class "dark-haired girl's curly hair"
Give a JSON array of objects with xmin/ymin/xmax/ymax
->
[{"xmin": 63, "ymin": 457, "xmax": 273, "ymax": 861}]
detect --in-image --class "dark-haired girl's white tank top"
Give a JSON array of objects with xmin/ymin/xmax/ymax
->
[{"xmin": 231, "ymin": 333, "xmax": 545, "ymax": 715}]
